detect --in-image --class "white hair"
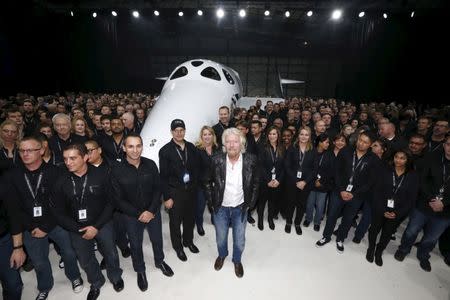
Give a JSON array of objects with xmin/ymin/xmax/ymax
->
[
  {"xmin": 52, "ymin": 113, "xmax": 71, "ymax": 124},
  {"xmin": 222, "ymin": 127, "xmax": 246, "ymax": 154}
]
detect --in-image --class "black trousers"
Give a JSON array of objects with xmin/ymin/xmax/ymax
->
[
  {"xmin": 257, "ymin": 184, "xmax": 280, "ymax": 222},
  {"xmin": 168, "ymin": 186, "xmax": 196, "ymax": 251},
  {"xmin": 285, "ymin": 184, "xmax": 310, "ymax": 226},
  {"xmin": 368, "ymin": 213, "xmax": 401, "ymax": 252}
]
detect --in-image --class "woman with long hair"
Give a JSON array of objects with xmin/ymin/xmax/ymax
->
[
  {"xmin": 284, "ymin": 126, "xmax": 317, "ymax": 235},
  {"xmin": 257, "ymin": 126, "xmax": 285, "ymax": 230},
  {"xmin": 71, "ymin": 116, "xmax": 93, "ymax": 143}
]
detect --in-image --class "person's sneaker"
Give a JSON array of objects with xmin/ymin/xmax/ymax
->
[
  {"xmin": 302, "ymin": 220, "xmax": 310, "ymax": 227},
  {"xmin": 121, "ymin": 247, "xmax": 131, "ymax": 258},
  {"xmin": 394, "ymin": 250, "xmax": 406, "ymax": 262},
  {"xmin": 315, "ymin": 237, "xmax": 330, "ymax": 248},
  {"xmin": 35, "ymin": 291, "xmax": 49, "ymax": 300},
  {"xmin": 87, "ymin": 287, "xmax": 100, "ymax": 300},
  {"xmin": 336, "ymin": 241, "xmax": 344, "ymax": 254},
  {"xmin": 352, "ymin": 237, "xmax": 361, "ymax": 244},
  {"xmin": 313, "ymin": 224, "xmax": 320, "ymax": 232},
  {"xmin": 419, "ymin": 259, "xmax": 431, "ymax": 272},
  {"xmin": 59, "ymin": 258, "xmax": 64, "ymax": 269},
  {"xmin": 72, "ymin": 277, "xmax": 84, "ymax": 293}
]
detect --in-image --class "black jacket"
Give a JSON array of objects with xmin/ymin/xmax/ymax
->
[
  {"xmin": 258, "ymin": 144, "xmax": 285, "ymax": 185},
  {"xmin": 99, "ymin": 134, "xmax": 126, "ymax": 165},
  {"xmin": 50, "ymin": 164, "xmax": 113, "ymax": 232},
  {"xmin": 284, "ymin": 145, "xmax": 317, "ymax": 190},
  {"xmin": 110, "ymin": 157, "xmax": 161, "ymax": 218},
  {"xmin": 48, "ymin": 134, "xmax": 84, "ymax": 166},
  {"xmin": 312, "ymin": 149, "xmax": 335, "ymax": 193},
  {"xmin": 197, "ymin": 146, "xmax": 221, "ymax": 189},
  {"xmin": 204, "ymin": 153, "xmax": 259, "ymax": 211}
]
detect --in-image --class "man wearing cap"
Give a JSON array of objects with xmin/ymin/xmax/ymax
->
[{"xmin": 159, "ymin": 119, "xmax": 200, "ymax": 262}]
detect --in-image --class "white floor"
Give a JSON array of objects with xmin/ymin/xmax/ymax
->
[{"xmin": 18, "ymin": 212, "xmax": 450, "ymax": 300}]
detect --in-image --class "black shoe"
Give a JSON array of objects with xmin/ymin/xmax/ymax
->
[
  {"xmin": 333, "ymin": 229, "xmax": 338, "ymax": 236},
  {"xmin": 419, "ymin": 259, "xmax": 431, "ymax": 272},
  {"xmin": 176, "ymin": 249, "xmax": 187, "ymax": 261},
  {"xmin": 313, "ymin": 224, "xmax": 320, "ymax": 232},
  {"xmin": 121, "ymin": 247, "xmax": 131, "ymax": 258},
  {"xmin": 156, "ymin": 261, "xmax": 174, "ymax": 277},
  {"xmin": 394, "ymin": 250, "xmax": 406, "ymax": 262},
  {"xmin": 247, "ymin": 215, "xmax": 255, "ymax": 225},
  {"xmin": 234, "ymin": 262, "xmax": 244, "ymax": 278},
  {"xmin": 352, "ymin": 237, "xmax": 361, "ymax": 244},
  {"xmin": 285, "ymin": 224, "xmax": 291, "ymax": 233},
  {"xmin": 59, "ymin": 258, "xmax": 64, "ymax": 269},
  {"xmin": 268, "ymin": 219, "xmax": 275, "ymax": 230},
  {"xmin": 444, "ymin": 256, "xmax": 450, "ymax": 267},
  {"xmin": 197, "ymin": 226, "xmax": 205, "ymax": 236},
  {"xmin": 295, "ymin": 225, "xmax": 302, "ymax": 235},
  {"xmin": 100, "ymin": 258, "xmax": 106, "ymax": 270},
  {"xmin": 137, "ymin": 272, "xmax": 148, "ymax": 291},
  {"xmin": 214, "ymin": 257, "xmax": 225, "ymax": 271},
  {"xmin": 316, "ymin": 237, "xmax": 331, "ymax": 247},
  {"xmin": 35, "ymin": 291, "xmax": 49, "ymax": 300},
  {"xmin": 183, "ymin": 243, "xmax": 199, "ymax": 254},
  {"xmin": 375, "ymin": 253, "xmax": 383, "ymax": 267},
  {"xmin": 258, "ymin": 221, "xmax": 264, "ymax": 231},
  {"xmin": 87, "ymin": 288, "xmax": 100, "ymax": 300},
  {"xmin": 71, "ymin": 277, "xmax": 84, "ymax": 293},
  {"xmin": 113, "ymin": 279, "xmax": 124, "ymax": 292},
  {"xmin": 336, "ymin": 241, "xmax": 344, "ymax": 254},
  {"xmin": 303, "ymin": 220, "xmax": 310, "ymax": 227},
  {"xmin": 366, "ymin": 248, "xmax": 375, "ymax": 263}
]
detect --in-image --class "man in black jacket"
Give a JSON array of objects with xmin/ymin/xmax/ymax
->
[
  {"xmin": 212, "ymin": 106, "xmax": 231, "ymax": 148},
  {"xmin": 159, "ymin": 119, "xmax": 200, "ymax": 262},
  {"xmin": 7, "ymin": 136, "xmax": 83, "ymax": 300},
  {"xmin": 395, "ymin": 134, "xmax": 450, "ymax": 272},
  {"xmin": 51, "ymin": 143, "xmax": 123, "ymax": 300},
  {"xmin": 111, "ymin": 134, "xmax": 173, "ymax": 292},
  {"xmin": 204, "ymin": 127, "xmax": 259, "ymax": 278}
]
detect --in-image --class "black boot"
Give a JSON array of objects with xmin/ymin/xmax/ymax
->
[
  {"xmin": 257, "ymin": 219, "xmax": 264, "ymax": 231},
  {"xmin": 366, "ymin": 247, "xmax": 375, "ymax": 263},
  {"xmin": 375, "ymin": 247, "xmax": 383, "ymax": 266}
]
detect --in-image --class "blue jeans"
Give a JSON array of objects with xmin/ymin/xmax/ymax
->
[
  {"xmin": 398, "ymin": 208, "xmax": 450, "ymax": 261},
  {"xmin": 123, "ymin": 211, "xmax": 165, "ymax": 273},
  {"xmin": 214, "ymin": 206, "xmax": 247, "ymax": 263},
  {"xmin": 0, "ymin": 233, "xmax": 23, "ymax": 300},
  {"xmin": 23, "ymin": 226, "xmax": 81, "ymax": 292},
  {"xmin": 195, "ymin": 189, "xmax": 207, "ymax": 229},
  {"xmin": 354, "ymin": 198, "xmax": 372, "ymax": 240},
  {"xmin": 70, "ymin": 221, "xmax": 122, "ymax": 289},
  {"xmin": 305, "ymin": 191, "xmax": 327, "ymax": 226},
  {"xmin": 113, "ymin": 212, "xmax": 129, "ymax": 251}
]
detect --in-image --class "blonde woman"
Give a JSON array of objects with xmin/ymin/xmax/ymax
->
[{"xmin": 71, "ymin": 116, "xmax": 93, "ymax": 142}]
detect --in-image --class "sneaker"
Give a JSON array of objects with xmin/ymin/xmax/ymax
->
[
  {"xmin": 336, "ymin": 241, "xmax": 344, "ymax": 254},
  {"xmin": 59, "ymin": 258, "xmax": 64, "ymax": 269},
  {"xmin": 394, "ymin": 250, "xmax": 406, "ymax": 262},
  {"xmin": 419, "ymin": 259, "xmax": 431, "ymax": 272},
  {"xmin": 302, "ymin": 220, "xmax": 310, "ymax": 227},
  {"xmin": 72, "ymin": 277, "xmax": 84, "ymax": 293},
  {"xmin": 313, "ymin": 224, "xmax": 320, "ymax": 232},
  {"xmin": 36, "ymin": 291, "xmax": 49, "ymax": 300},
  {"xmin": 352, "ymin": 237, "xmax": 361, "ymax": 244},
  {"xmin": 316, "ymin": 237, "xmax": 330, "ymax": 248}
]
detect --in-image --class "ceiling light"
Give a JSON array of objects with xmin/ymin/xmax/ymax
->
[
  {"xmin": 358, "ymin": 11, "xmax": 365, "ymax": 18},
  {"xmin": 332, "ymin": 9, "xmax": 342, "ymax": 20},
  {"xmin": 111, "ymin": 11, "xmax": 117, "ymax": 17},
  {"xmin": 154, "ymin": 10, "xmax": 160, "ymax": 16},
  {"xmin": 92, "ymin": 12, "xmax": 97, "ymax": 18},
  {"xmin": 307, "ymin": 10, "xmax": 313, "ymax": 17},
  {"xmin": 239, "ymin": 9, "xmax": 246, "ymax": 18},
  {"xmin": 132, "ymin": 11, "xmax": 139, "ymax": 18},
  {"xmin": 216, "ymin": 8, "xmax": 225, "ymax": 18},
  {"xmin": 178, "ymin": 11, "xmax": 184, "ymax": 17},
  {"xmin": 264, "ymin": 10, "xmax": 270, "ymax": 16},
  {"xmin": 197, "ymin": 9, "xmax": 203, "ymax": 16},
  {"xmin": 285, "ymin": 11, "xmax": 290, "ymax": 18}
]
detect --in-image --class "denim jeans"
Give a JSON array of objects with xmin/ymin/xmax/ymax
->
[
  {"xmin": 23, "ymin": 226, "xmax": 80, "ymax": 292},
  {"xmin": 305, "ymin": 191, "xmax": 327, "ymax": 226},
  {"xmin": 0, "ymin": 233, "xmax": 23, "ymax": 300},
  {"xmin": 70, "ymin": 221, "xmax": 122, "ymax": 289},
  {"xmin": 398, "ymin": 208, "xmax": 450, "ymax": 261},
  {"xmin": 113, "ymin": 212, "xmax": 129, "ymax": 251},
  {"xmin": 195, "ymin": 189, "xmax": 207, "ymax": 229},
  {"xmin": 123, "ymin": 211, "xmax": 165, "ymax": 273},
  {"xmin": 354, "ymin": 198, "xmax": 372, "ymax": 240},
  {"xmin": 214, "ymin": 206, "xmax": 247, "ymax": 264}
]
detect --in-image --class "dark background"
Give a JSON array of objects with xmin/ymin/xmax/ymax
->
[{"xmin": 0, "ymin": 0, "xmax": 447, "ymax": 102}]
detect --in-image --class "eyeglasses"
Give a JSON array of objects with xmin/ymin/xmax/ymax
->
[
  {"xmin": 87, "ymin": 147, "xmax": 98, "ymax": 153},
  {"xmin": 18, "ymin": 148, "xmax": 41, "ymax": 154}
]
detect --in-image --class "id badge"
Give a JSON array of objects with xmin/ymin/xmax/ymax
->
[
  {"xmin": 183, "ymin": 172, "xmax": 190, "ymax": 183},
  {"xmin": 387, "ymin": 199, "xmax": 395, "ymax": 209},
  {"xmin": 317, "ymin": 174, "xmax": 321, "ymax": 179},
  {"xmin": 78, "ymin": 209, "xmax": 87, "ymax": 221},
  {"xmin": 296, "ymin": 171, "xmax": 302, "ymax": 179},
  {"xmin": 116, "ymin": 158, "xmax": 122, "ymax": 162},
  {"xmin": 271, "ymin": 167, "xmax": 276, "ymax": 174},
  {"xmin": 33, "ymin": 206, "xmax": 42, "ymax": 217},
  {"xmin": 346, "ymin": 184, "xmax": 353, "ymax": 192},
  {"xmin": 271, "ymin": 173, "xmax": 276, "ymax": 180}
]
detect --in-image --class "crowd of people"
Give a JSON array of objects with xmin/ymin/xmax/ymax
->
[{"xmin": 0, "ymin": 92, "xmax": 449, "ymax": 300}]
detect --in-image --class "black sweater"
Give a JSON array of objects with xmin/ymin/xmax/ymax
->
[
  {"xmin": 48, "ymin": 134, "xmax": 84, "ymax": 166},
  {"xmin": 284, "ymin": 145, "xmax": 317, "ymax": 190}
]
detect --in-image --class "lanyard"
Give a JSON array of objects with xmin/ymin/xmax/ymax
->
[
  {"xmin": 429, "ymin": 141, "xmax": 441, "ymax": 152},
  {"xmin": 24, "ymin": 172, "xmax": 43, "ymax": 204},
  {"xmin": 71, "ymin": 175, "xmax": 88, "ymax": 207},
  {"xmin": 175, "ymin": 145, "xmax": 188, "ymax": 167},
  {"xmin": 57, "ymin": 136, "xmax": 72, "ymax": 152},
  {"xmin": 349, "ymin": 151, "xmax": 365, "ymax": 184},
  {"xmin": 113, "ymin": 136, "xmax": 124, "ymax": 157},
  {"xmin": 298, "ymin": 150, "xmax": 305, "ymax": 170},
  {"xmin": 270, "ymin": 146, "xmax": 277, "ymax": 166},
  {"xmin": 318, "ymin": 152, "xmax": 325, "ymax": 167},
  {"xmin": 392, "ymin": 172, "xmax": 405, "ymax": 196},
  {"xmin": 2, "ymin": 147, "xmax": 17, "ymax": 163}
]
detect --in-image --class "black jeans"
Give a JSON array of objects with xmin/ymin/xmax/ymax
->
[
  {"xmin": 70, "ymin": 221, "xmax": 123, "ymax": 289},
  {"xmin": 113, "ymin": 211, "xmax": 129, "ymax": 251},
  {"xmin": 257, "ymin": 185, "xmax": 280, "ymax": 222},
  {"xmin": 368, "ymin": 214, "xmax": 401, "ymax": 252},
  {"xmin": 123, "ymin": 211, "xmax": 165, "ymax": 273},
  {"xmin": 168, "ymin": 186, "xmax": 196, "ymax": 250},
  {"xmin": 285, "ymin": 185, "xmax": 310, "ymax": 226}
]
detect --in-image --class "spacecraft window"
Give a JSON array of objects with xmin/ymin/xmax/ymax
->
[
  {"xmin": 222, "ymin": 69, "xmax": 235, "ymax": 85},
  {"xmin": 170, "ymin": 66, "xmax": 188, "ymax": 80},
  {"xmin": 200, "ymin": 67, "xmax": 221, "ymax": 81},
  {"xmin": 191, "ymin": 61, "xmax": 204, "ymax": 67}
]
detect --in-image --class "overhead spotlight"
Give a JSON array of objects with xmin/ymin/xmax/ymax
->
[
  {"xmin": 411, "ymin": 11, "xmax": 415, "ymax": 18},
  {"xmin": 383, "ymin": 13, "xmax": 388, "ymax": 19},
  {"xmin": 132, "ymin": 11, "xmax": 139, "ymax": 18},
  {"xmin": 92, "ymin": 12, "xmax": 97, "ymax": 18},
  {"xmin": 285, "ymin": 11, "xmax": 290, "ymax": 18},
  {"xmin": 216, "ymin": 8, "xmax": 225, "ymax": 18},
  {"xmin": 331, "ymin": 9, "xmax": 342, "ymax": 20},
  {"xmin": 264, "ymin": 10, "xmax": 270, "ymax": 16},
  {"xmin": 178, "ymin": 11, "xmax": 184, "ymax": 17},
  {"xmin": 197, "ymin": 9, "xmax": 203, "ymax": 16},
  {"xmin": 358, "ymin": 11, "xmax": 365, "ymax": 18},
  {"xmin": 239, "ymin": 9, "xmax": 246, "ymax": 18},
  {"xmin": 154, "ymin": 10, "xmax": 160, "ymax": 16},
  {"xmin": 304, "ymin": 41, "xmax": 308, "ymax": 45},
  {"xmin": 307, "ymin": 10, "xmax": 313, "ymax": 17},
  {"xmin": 70, "ymin": 11, "xmax": 74, "ymax": 17},
  {"xmin": 111, "ymin": 11, "xmax": 117, "ymax": 17}
]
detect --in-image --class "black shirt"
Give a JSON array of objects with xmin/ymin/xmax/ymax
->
[
  {"xmin": 48, "ymin": 134, "xmax": 84, "ymax": 166},
  {"xmin": 258, "ymin": 144, "xmax": 285, "ymax": 185},
  {"xmin": 99, "ymin": 134, "xmax": 126, "ymax": 165},
  {"xmin": 312, "ymin": 149, "xmax": 335, "ymax": 193},
  {"xmin": 284, "ymin": 145, "xmax": 317, "ymax": 189}
]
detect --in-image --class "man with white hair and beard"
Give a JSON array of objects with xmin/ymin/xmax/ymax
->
[{"xmin": 204, "ymin": 128, "xmax": 259, "ymax": 278}]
